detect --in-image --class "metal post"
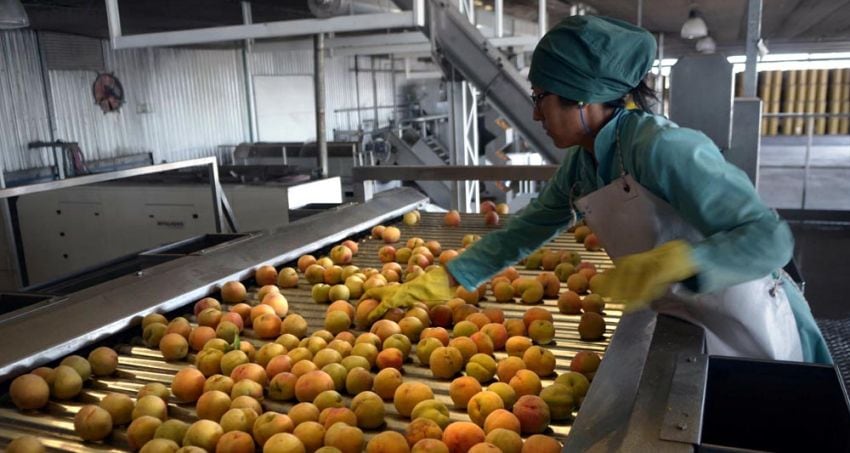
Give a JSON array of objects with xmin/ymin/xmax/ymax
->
[
  {"xmin": 495, "ymin": 0, "xmax": 504, "ymax": 38},
  {"xmin": 538, "ymin": 0, "xmax": 547, "ymax": 39},
  {"xmin": 0, "ymin": 166, "xmax": 24, "ymax": 289},
  {"xmin": 658, "ymin": 33, "xmax": 666, "ymax": 116},
  {"xmin": 390, "ymin": 56, "xmax": 397, "ymax": 122},
  {"xmin": 743, "ymin": 0, "xmax": 762, "ymax": 98},
  {"xmin": 354, "ymin": 57, "xmax": 362, "ymax": 128},
  {"xmin": 801, "ymin": 115, "xmax": 813, "ymax": 209},
  {"xmin": 241, "ymin": 1, "xmax": 257, "ymax": 142},
  {"xmin": 104, "ymin": 0, "xmax": 122, "ymax": 48},
  {"xmin": 314, "ymin": 33, "xmax": 329, "ymax": 178},
  {"xmin": 370, "ymin": 55, "xmax": 379, "ymax": 130},
  {"xmin": 34, "ymin": 33, "xmax": 58, "ymax": 177},
  {"xmin": 637, "ymin": 0, "xmax": 643, "ymax": 27},
  {"xmin": 208, "ymin": 161, "xmax": 224, "ymax": 233}
]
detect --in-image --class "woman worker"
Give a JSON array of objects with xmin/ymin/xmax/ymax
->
[{"xmin": 364, "ymin": 15, "xmax": 830, "ymax": 364}]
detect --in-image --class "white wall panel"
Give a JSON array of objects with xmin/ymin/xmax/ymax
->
[{"xmin": 0, "ymin": 31, "xmax": 52, "ymax": 171}]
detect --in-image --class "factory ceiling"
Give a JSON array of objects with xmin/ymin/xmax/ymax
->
[{"xmin": 16, "ymin": 0, "xmax": 850, "ymax": 56}]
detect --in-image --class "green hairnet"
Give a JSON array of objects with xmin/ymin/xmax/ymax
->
[{"xmin": 529, "ymin": 15, "xmax": 657, "ymax": 104}]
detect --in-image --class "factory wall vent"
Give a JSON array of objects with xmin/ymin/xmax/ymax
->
[{"xmin": 40, "ymin": 32, "xmax": 104, "ymax": 71}]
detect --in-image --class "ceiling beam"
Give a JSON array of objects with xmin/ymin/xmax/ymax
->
[{"xmin": 777, "ymin": 0, "xmax": 850, "ymax": 40}]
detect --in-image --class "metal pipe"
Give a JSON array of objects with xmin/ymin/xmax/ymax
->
[
  {"xmin": 104, "ymin": 0, "xmax": 122, "ymax": 48},
  {"xmin": 802, "ymin": 116, "xmax": 813, "ymax": 209},
  {"xmin": 241, "ymin": 1, "xmax": 257, "ymax": 142},
  {"xmin": 637, "ymin": 0, "xmax": 643, "ymax": 27},
  {"xmin": 314, "ymin": 34, "xmax": 329, "ymax": 178},
  {"xmin": 743, "ymin": 0, "xmax": 762, "ymax": 97},
  {"xmin": 371, "ymin": 55, "xmax": 379, "ymax": 130},
  {"xmin": 538, "ymin": 0, "xmax": 547, "ymax": 39},
  {"xmin": 354, "ymin": 57, "xmax": 362, "ymax": 128},
  {"xmin": 390, "ymin": 56, "xmax": 398, "ymax": 121},
  {"xmin": 495, "ymin": 0, "xmax": 504, "ymax": 38},
  {"xmin": 208, "ymin": 161, "xmax": 224, "ymax": 233}
]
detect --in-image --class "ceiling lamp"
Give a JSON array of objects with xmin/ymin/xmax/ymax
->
[
  {"xmin": 0, "ymin": 0, "xmax": 28, "ymax": 30},
  {"xmin": 681, "ymin": 7, "xmax": 708, "ymax": 40},
  {"xmin": 696, "ymin": 35, "xmax": 716, "ymax": 54}
]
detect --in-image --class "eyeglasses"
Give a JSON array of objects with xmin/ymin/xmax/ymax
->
[{"xmin": 530, "ymin": 91, "xmax": 553, "ymax": 109}]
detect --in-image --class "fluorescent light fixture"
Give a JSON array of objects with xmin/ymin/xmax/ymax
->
[
  {"xmin": 696, "ymin": 35, "xmax": 716, "ymax": 54},
  {"xmin": 0, "ymin": 0, "xmax": 28, "ymax": 29},
  {"xmin": 681, "ymin": 8, "xmax": 708, "ymax": 39}
]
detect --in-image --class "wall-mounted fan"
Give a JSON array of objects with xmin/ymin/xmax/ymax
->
[{"xmin": 92, "ymin": 72, "xmax": 125, "ymax": 113}]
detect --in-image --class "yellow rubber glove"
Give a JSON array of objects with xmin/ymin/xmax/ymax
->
[
  {"xmin": 362, "ymin": 267, "xmax": 453, "ymax": 323},
  {"xmin": 600, "ymin": 240, "xmax": 698, "ymax": 310}
]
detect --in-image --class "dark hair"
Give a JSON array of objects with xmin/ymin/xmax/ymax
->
[{"xmin": 557, "ymin": 79, "xmax": 658, "ymax": 112}]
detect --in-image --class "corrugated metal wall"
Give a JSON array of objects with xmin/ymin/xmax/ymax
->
[
  {"xmin": 1, "ymin": 29, "xmax": 404, "ymax": 173},
  {"xmin": 0, "ymin": 31, "xmax": 52, "ymax": 171}
]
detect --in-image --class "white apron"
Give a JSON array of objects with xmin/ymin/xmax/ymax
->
[{"xmin": 574, "ymin": 173, "xmax": 803, "ymax": 361}]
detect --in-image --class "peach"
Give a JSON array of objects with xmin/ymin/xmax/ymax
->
[
  {"xmin": 376, "ymin": 348, "xmax": 404, "ymax": 371},
  {"xmin": 462, "ymin": 234, "xmax": 481, "ymax": 247},
  {"xmin": 305, "ymin": 264, "xmax": 327, "ymax": 284},
  {"xmin": 522, "ymin": 435, "xmax": 562, "ymax": 453},
  {"xmin": 448, "ymin": 337, "xmax": 478, "ymax": 363},
  {"xmin": 172, "ymin": 367, "xmax": 205, "ymax": 402},
  {"xmin": 371, "ymin": 319, "xmax": 402, "ymax": 343},
  {"xmin": 298, "ymin": 255, "xmax": 318, "ymax": 273},
  {"xmin": 137, "ymin": 382, "xmax": 169, "ymax": 401},
  {"xmin": 291, "ymin": 360, "xmax": 319, "ymax": 377},
  {"xmin": 216, "ymin": 430, "xmax": 255, "ymax": 453},
  {"xmin": 330, "ymin": 245, "xmax": 353, "ymax": 265},
  {"xmin": 266, "ymin": 355, "xmax": 293, "ymax": 379},
  {"xmin": 515, "ymin": 278, "xmax": 544, "ymax": 304},
  {"xmin": 573, "ymin": 226, "xmax": 591, "ymax": 243},
  {"xmin": 413, "ymin": 439, "xmax": 450, "ymax": 453},
  {"xmin": 449, "ymin": 376, "xmax": 482, "ymax": 409},
  {"xmin": 198, "ymin": 308, "xmax": 223, "ymax": 328},
  {"xmin": 253, "ymin": 313, "xmax": 282, "ymax": 339},
  {"xmin": 9, "ymin": 374, "xmax": 49, "ymax": 410},
  {"xmin": 484, "ymin": 211, "xmax": 500, "ymax": 226},
  {"xmin": 250, "ymin": 303, "xmax": 276, "ymax": 323},
  {"xmin": 496, "ymin": 356, "xmax": 527, "ymax": 384},
  {"xmin": 252, "ymin": 412, "xmax": 295, "ymax": 447},
  {"xmin": 221, "ymin": 281, "xmax": 247, "ymax": 303},
  {"xmin": 313, "ymin": 283, "xmax": 332, "ymax": 302},
  {"xmin": 127, "ymin": 416, "xmax": 161, "ymax": 450},
  {"xmin": 455, "ymin": 286, "xmax": 480, "ymax": 305},
  {"xmin": 282, "ymin": 314, "xmax": 309, "ymax": 338},
  {"xmin": 289, "ymin": 402, "xmax": 320, "ymax": 426},
  {"xmin": 142, "ymin": 313, "xmax": 168, "ymax": 329},
  {"xmin": 492, "ymin": 281, "xmax": 515, "ymax": 303},
  {"xmin": 341, "ymin": 239, "xmax": 359, "ymax": 255},
  {"xmin": 343, "ymin": 367, "xmax": 372, "ymax": 396},
  {"xmin": 133, "ymin": 395, "xmax": 167, "ymax": 421},
  {"xmin": 480, "ymin": 323, "xmax": 508, "ymax": 350},
  {"xmin": 319, "ymin": 407, "xmax": 357, "ymax": 429},
  {"xmin": 429, "ymin": 346, "xmax": 464, "ymax": 379},
  {"xmin": 579, "ymin": 312, "xmax": 606, "ymax": 341},
  {"xmin": 588, "ymin": 272, "xmax": 609, "ymax": 295},
  {"xmin": 399, "ymin": 316, "xmax": 425, "ymax": 342},
  {"xmin": 509, "ymin": 369, "xmax": 542, "ymax": 398},
  {"xmin": 230, "ymin": 396, "xmax": 263, "ymax": 414},
  {"xmin": 554, "ymin": 262, "xmax": 576, "ymax": 282},
  {"xmin": 512, "ymin": 395, "xmax": 550, "ymax": 434},
  {"xmin": 316, "ymin": 257, "xmax": 334, "ymax": 269},
  {"xmin": 481, "ymin": 200, "xmax": 496, "ymax": 213},
  {"xmin": 495, "ymin": 203, "xmax": 509, "ymax": 215},
  {"xmin": 570, "ymin": 351, "xmax": 601, "ymax": 380},
  {"xmin": 295, "ymin": 371, "xmax": 335, "ymax": 402},
  {"xmin": 231, "ymin": 379, "xmax": 264, "ymax": 400},
  {"xmin": 100, "ymin": 392, "xmax": 134, "ymax": 425},
  {"xmin": 196, "ymin": 390, "xmax": 232, "ymax": 422},
  {"xmin": 540, "ymin": 251, "xmax": 561, "ymax": 271},
  {"xmin": 255, "ymin": 265, "xmax": 278, "ymax": 286},
  {"xmin": 220, "ymin": 407, "xmax": 258, "ymax": 434},
  {"xmin": 528, "ymin": 320, "xmax": 555, "ymax": 345},
  {"xmin": 204, "ymin": 374, "xmax": 234, "ymax": 395},
  {"xmin": 277, "ymin": 267, "xmax": 299, "ymax": 288},
  {"xmin": 582, "ymin": 293, "xmax": 605, "ymax": 314},
  {"xmin": 555, "ymin": 371, "xmax": 590, "ymax": 401},
  {"xmin": 522, "ymin": 307, "xmax": 553, "ymax": 329},
  {"xmin": 216, "ymin": 321, "xmax": 240, "ymax": 344},
  {"xmin": 444, "ymin": 210, "xmax": 461, "ymax": 227},
  {"xmin": 439, "ymin": 250, "xmax": 459, "ymax": 266},
  {"xmin": 539, "ymin": 384, "xmax": 575, "ymax": 421},
  {"xmin": 442, "ymin": 422, "xmax": 485, "ymax": 453},
  {"xmin": 366, "ymin": 431, "xmax": 409, "ymax": 453},
  {"xmin": 469, "ymin": 332, "xmax": 495, "ymax": 356},
  {"xmin": 567, "ymin": 273, "xmax": 589, "ymax": 294},
  {"xmin": 487, "ymin": 382, "xmax": 518, "ymax": 409},
  {"xmin": 584, "ymin": 233, "xmax": 601, "ymax": 251},
  {"xmin": 293, "ymin": 421, "xmax": 325, "ymax": 452},
  {"xmin": 373, "ymin": 368, "xmax": 404, "ymax": 400},
  {"xmin": 411, "ymin": 399, "xmax": 451, "ymax": 429},
  {"xmin": 73, "ymin": 405, "xmax": 113, "ymax": 441},
  {"xmin": 503, "ymin": 319, "xmax": 526, "ymax": 337},
  {"xmin": 263, "ymin": 293, "xmax": 289, "ymax": 317},
  {"xmin": 425, "ymin": 240, "xmax": 442, "ymax": 256},
  {"xmin": 372, "ymin": 225, "xmax": 386, "ymax": 239},
  {"xmin": 393, "ymin": 382, "xmax": 434, "ymax": 418},
  {"xmin": 406, "ymin": 417, "xmax": 443, "ymax": 446},
  {"xmin": 466, "ymin": 353, "xmax": 498, "ymax": 383},
  {"xmin": 483, "ymin": 409, "xmax": 521, "ymax": 434},
  {"xmin": 522, "ymin": 346, "xmax": 556, "ymax": 377},
  {"xmin": 190, "ymin": 327, "xmax": 218, "ymax": 352},
  {"xmin": 231, "ymin": 363, "xmax": 268, "ymax": 387},
  {"xmin": 324, "ymin": 422, "xmax": 364, "ymax": 453},
  {"xmin": 468, "ymin": 391, "xmax": 504, "ymax": 427},
  {"xmin": 485, "ymin": 428, "xmax": 523, "ymax": 453},
  {"xmin": 350, "ymin": 390, "xmax": 385, "ymax": 429},
  {"xmin": 452, "ymin": 305, "xmax": 480, "ymax": 325},
  {"xmin": 557, "ymin": 290, "xmax": 582, "ymax": 314},
  {"xmin": 505, "ymin": 336, "xmax": 533, "ymax": 358},
  {"xmin": 536, "ymin": 272, "xmax": 561, "ymax": 298},
  {"xmin": 382, "ymin": 226, "xmax": 401, "ymax": 243},
  {"xmin": 378, "ymin": 245, "xmax": 396, "ymax": 263}
]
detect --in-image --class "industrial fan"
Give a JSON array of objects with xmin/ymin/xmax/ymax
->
[{"xmin": 92, "ymin": 72, "xmax": 125, "ymax": 113}]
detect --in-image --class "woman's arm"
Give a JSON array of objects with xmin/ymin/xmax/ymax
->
[
  {"xmin": 638, "ymin": 127, "xmax": 793, "ymax": 293},
  {"xmin": 447, "ymin": 150, "xmax": 585, "ymax": 289}
]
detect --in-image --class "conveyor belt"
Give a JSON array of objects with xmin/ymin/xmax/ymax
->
[{"xmin": 0, "ymin": 212, "xmax": 621, "ymax": 451}]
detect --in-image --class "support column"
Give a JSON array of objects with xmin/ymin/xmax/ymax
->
[
  {"xmin": 743, "ymin": 0, "xmax": 762, "ymax": 98},
  {"xmin": 241, "ymin": 1, "xmax": 257, "ymax": 142},
  {"xmin": 539, "ymin": 0, "xmax": 547, "ymax": 38},
  {"xmin": 314, "ymin": 33, "xmax": 328, "ymax": 178}
]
